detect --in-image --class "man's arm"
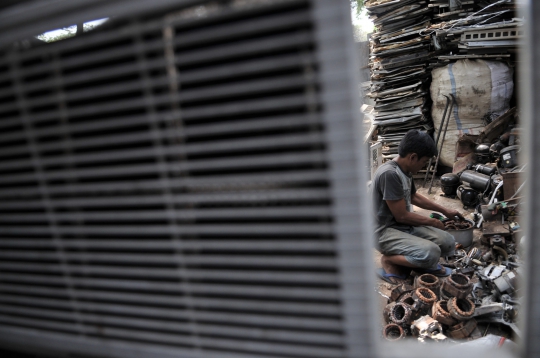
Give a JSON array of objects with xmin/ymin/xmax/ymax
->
[
  {"xmin": 386, "ymin": 198, "xmax": 445, "ymax": 230},
  {"xmin": 411, "ymin": 192, "xmax": 465, "ymax": 220}
]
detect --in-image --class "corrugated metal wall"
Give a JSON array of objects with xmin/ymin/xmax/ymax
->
[{"xmin": 0, "ymin": 1, "xmax": 375, "ymax": 357}]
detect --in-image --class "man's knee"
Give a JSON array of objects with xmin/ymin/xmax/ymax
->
[
  {"xmin": 413, "ymin": 244, "xmax": 441, "ymax": 268},
  {"xmin": 440, "ymin": 232, "xmax": 456, "ymax": 256}
]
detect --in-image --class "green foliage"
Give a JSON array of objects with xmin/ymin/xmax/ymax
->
[{"xmin": 351, "ymin": 0, "xmax": 365, "ymax": 15}]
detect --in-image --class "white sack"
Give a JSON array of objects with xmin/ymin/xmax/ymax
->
[{"xmin": 430, "ymin": 59, "xmax": 513, "ymax": 166}]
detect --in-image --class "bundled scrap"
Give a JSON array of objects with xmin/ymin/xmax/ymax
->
[{"xmin": 363, "ymin": 0, "xmax": 521, "ymax": 160}]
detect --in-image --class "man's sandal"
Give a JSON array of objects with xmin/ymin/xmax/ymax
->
[
  {"xmin": 376, "ymin": 268, "xmax": 408, "ymax": 284},
  {"xmin": 413, "ymin": 264, "xmax": 452, "ymax": 277}
]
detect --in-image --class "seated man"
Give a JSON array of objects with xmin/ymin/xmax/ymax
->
[{"xmin": 371, "ymin": 129, "xmax": 463, "ymax": 283}]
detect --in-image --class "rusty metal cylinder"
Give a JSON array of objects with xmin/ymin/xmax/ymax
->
[
  {"xmin": 448, "ymin": 297, "xmax": 475, "ymax": 321},
  {"xmin": 412, "ymin": 287, "xmax": 437, "ymax": 315},
  {"xmin": 382, "ymin": 323, "xmax": 406, "ymax": 341},
  {"xmin": 432, "ymin": 300, "xmax": 458, "ymax": 326},
  {"xmin": 440, "ymin": 273, "xmax": 473, "ymax": 299},
  {"xmin": 447, "ymin": 319, "xmax": 477, "ymax": 339},
  {"xmin": 414, "ymin": 273, "xmax": 441, "ymax": 297}
]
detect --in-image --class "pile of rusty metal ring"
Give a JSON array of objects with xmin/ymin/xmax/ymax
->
[{"xmin": 444, "ymin": 220, "xmax": 473, "ymax": 230}]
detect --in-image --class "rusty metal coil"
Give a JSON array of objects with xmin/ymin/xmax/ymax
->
[
  {"xmin": 415, "ymin": 273, "xmax": 441, "ymax": 294},
  {"xmin": 382, "ymin": 323, "xmax": 406, "ymax": 341},
  {"xmin": 414, "ymin": 287, "xmax": 437, "ymax": 304},
  {"xmin": 398, "ymin": 292, "xmax": 415, "ymax": 305},
  {"xmin": 412, "ymin": 287, "xmax": 437, "ymax": 315},
  {"xmin": 448, "ymin": 297, "xmax": 475, "ymax": 321},
  {"xmin": 389, "ymin": 283, "xmax": 414, "ymax": 303},
  {"xmin": 390, "ymin": 302, "xmax": 413, "ymax": 326},
  {"xmin": 431, "ymin": 300, "xmax": 458, "ymax": 326},
  {"xmin": 383, "ymin": 302, "xmax": 396, "ymax": 324},
  {"xmin": 441, "ymin": 273, "xmax": 473, "ymax": 299},
  {"xmin": 447, "ymin": 319, "xmax": 477, "ymax": 339}
]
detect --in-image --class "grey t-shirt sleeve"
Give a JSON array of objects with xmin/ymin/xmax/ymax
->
[{"xmin": 378, "ymin": 171, "xmax": 404, "ymax": 201}]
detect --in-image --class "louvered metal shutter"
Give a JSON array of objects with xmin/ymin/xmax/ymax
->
[{"xmin": 0, "ymin": 1, "xmax": 376, "ymax": 357}]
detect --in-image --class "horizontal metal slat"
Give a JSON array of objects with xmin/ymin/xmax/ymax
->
[
  {"xmin": 24, "ymin": 76, "xmax": 169, "ymax": 110},
  {"xmin": 13, "ymin": 8, "xmax": 310, "ymax": 80},
  {"xmin": 0, "ymin": 301, "xmax": 341, "ymax": 332},
  {"xmin": 0, "ymin": 294, "xmax": 343, "ymax": 346},
  {"xmin": 0, "ymin": 264, "xmax": 337, "ymax": 284},
  {"xmin": 0, "ymin": 53, "xmax": 314, "ymax": 103},
  {"xmin": 0, "ymin": 188, "xmax": 329, "ymax": 210},
  {"xmin": 180, "ymin": 53, "xmax": 315, "ymax": 85},
  {"xmin": 23, "ymin": 73, "xmax": 314, "ymax": 123},
  {"xmin": 181, "ymin": 94, "xmax": 314, "ymax": 121},
  {"xmin": 0, "ymin": 131, "xmax": 324, "ymax": 172},
  {"xmin": 180, "ymin": 74, "xmax": 314, "ymax": 103},
  {"xmin": 0, "ymin": 276, "xmax": 340, "ymax": 305},
  {"xmin": 35, "ymin": 133, "xmax": 324, "ymax": 168},
  {"xmin": 0, "ymin": 315, "xmax": 343, "ymax": 357},
  {"xmin": 0, "ymin": 314, "xmax": 79, "ymax": 334},
  {"xmin": 0, "ymin": 239, "xmax": 335, "ymax": 251},
  {"xmin": 0, "ymin": 223, "xmax": 333, "ymax": 236},
  {"xmin": 171, "ymin": 10, "xmax": 311, "ymax": 49},
  {"xmin": 0, "ymin": 290, "xmax": 341, "ymax": 316},
  {"xmin": 175, "ymin": 31, "xmax": 313, "ymax": 67},
  {"xmin": 0, "ymin": 112, "xmax": 321, "ymax": 155},
  {"xmin": 20, "ymin": 57, "xmax": 165, "ymax": 95},
  {"xmin": 0, "ymin": 206, "xmax": 332, "ymax": 222},
  {"xmin": 0, "ymin": 170, "xmax": 328, "ymax": 198},
  {"xmin": 0, "ymin": 253, "xmax": 337, "ymax": 268},
  {"xmin": 0, "ymin": 152, "xmax": 327, "ymax": 184},
  {"xmin": 75, "ymin": 324, "xmax": 343, "ymax": 358}
]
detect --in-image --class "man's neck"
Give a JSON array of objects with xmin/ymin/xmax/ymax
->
[{"xmin": 393, "ymin": 156, "xmax": 411, "ymax": 173}]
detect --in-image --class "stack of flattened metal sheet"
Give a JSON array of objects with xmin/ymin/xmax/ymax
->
[
  {"xmin": 364, "ymin": 0, "xmax": 521, "ymax": 160},
  {"xmin": 429, "ymin": 0, "xmax": 521, "ymax": 63},
  {"xmin": 364, "ymin": 0, "xmax": 434, "ymax": 158}
]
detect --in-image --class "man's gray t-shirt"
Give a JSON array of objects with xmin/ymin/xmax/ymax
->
[{"xmin": 371, "ymin": 160, "xmax": 416, "ymax": 235}]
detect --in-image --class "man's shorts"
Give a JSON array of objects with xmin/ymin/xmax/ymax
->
[{"xmin": 376, "ymin": 226, "xmax": 455, "ymax": 269}]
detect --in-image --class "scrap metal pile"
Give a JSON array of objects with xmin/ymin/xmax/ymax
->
[
  {"xmin": 381, "ymin": 108, "xmax": 524, "ymax": 343},
  {"xmin": 363, "ymin": 0, "xmax": 521, "ymax": 160},
  {"xmin": 382, "ymin": 250, "xmax": 522, "ymax": 342}
]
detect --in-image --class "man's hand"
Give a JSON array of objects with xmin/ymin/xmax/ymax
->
[
  {"xmin": 443, "ymin": 209, "xmax": 465, "ymax": 221},
  {"xmin": 430, "ymin": 218, "xmax": 445, "ymax": 230}
]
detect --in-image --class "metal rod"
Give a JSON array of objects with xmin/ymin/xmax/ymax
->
[
  {"xmin": 428, "ymin": 94, "xmax": 455, "ymax": 194},
  {"xmin": 423, "ymin": 95, "xmax": 450, "ymax": 187}
]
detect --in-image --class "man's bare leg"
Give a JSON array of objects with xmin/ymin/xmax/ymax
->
[{"xmin": 381, "ymin": 254, "xmax": 418, "ymax": 276}]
